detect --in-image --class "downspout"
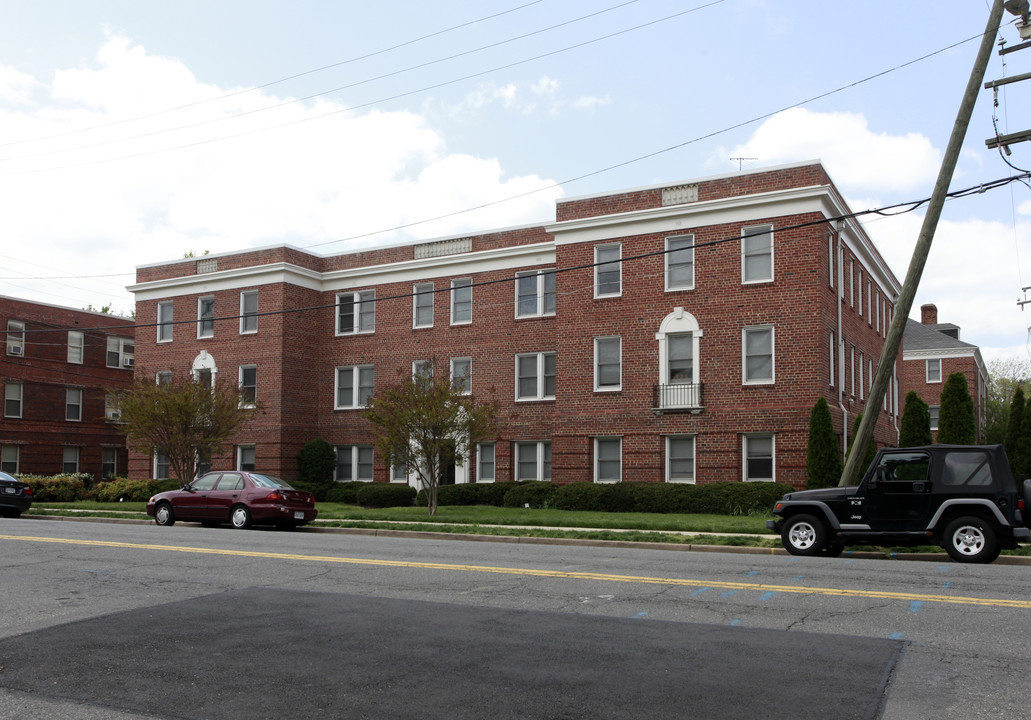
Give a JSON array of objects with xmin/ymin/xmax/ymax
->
[{"xmin": 836, "ymin": 223, "xmax": 848, "ymax": 458}]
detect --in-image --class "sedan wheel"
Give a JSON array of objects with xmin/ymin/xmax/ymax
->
[
  {"xmin": 230, "ymin": 505, "xmax": 252, "ymax": 529},
  {"xmin": 154, "ymin": 503, "xmax": 175, "ymax": 527}
]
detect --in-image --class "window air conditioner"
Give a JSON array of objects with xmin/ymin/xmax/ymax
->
[
  {"xmin": 123, "ymin": 357, "xmax": 135, "ymax": 367},
  {"xmin": 109, "ymin": 412, "xmax": 121, "ymax": 420},
  {"xmin": 9, "ymin": 346, "xmax": 22, "ymax": 356}
]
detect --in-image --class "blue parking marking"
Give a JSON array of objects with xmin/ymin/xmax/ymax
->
[
  {"xmin": 745, "ymin": 571, "xmax": 760, "ymax": 576},
  {"xmin": 758, "ymin": 591, "xmax": 777, "ymax": 602},
  {"xmin": 689, "ymin": 587, "xmax": 710, "ymax": 598},
  {"xmin": 890, "ymin": 632, "xmax": 905, "ymax": 640},
  {"xmin": 721, "ymin": 590, "xmax": 739, "ymax": 599},
  {"xmin": 633, "ymin": 612, "xmax": 648, "ymax": 619},
  {"xmin": 909, "ymin": 601, "xmax": 924, "ymax": 613},
  {"xmin": 729, "ymin": 619, "xmax": 742, "ymax": 626}
]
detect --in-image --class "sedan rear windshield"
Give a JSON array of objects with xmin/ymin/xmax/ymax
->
[{"xmin": 249, "ymin": 474, "xmax": 294, "ymax": 490}]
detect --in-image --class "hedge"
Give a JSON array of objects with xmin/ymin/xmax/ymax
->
[
  {"xmin": 95, "ymin": 478, "xmax": 160, "ymax": 503},
  {"xmin": 355, "ymin": 483, "xmax": 417, "ymax": 508},
  {"xmin": 501, "ymin": 482, "xmax": 558, "ymax": 509},
  {"xmin": 416, "ymin": 482, "xmax": 522, "ymax": 508},
  {"xmin": 19, "ymin": 475, "xmax": 92, "ymax": 503}
]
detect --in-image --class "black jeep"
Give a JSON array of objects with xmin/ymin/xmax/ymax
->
[{"xmin": 767, "ymin": 444, "xmax": 1031, "ymax": 563}]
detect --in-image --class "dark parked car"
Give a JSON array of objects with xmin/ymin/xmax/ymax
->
[
  {"xmin": 0, "ymin": 471, "xmax": 32, "ymax": 518},
  {"xmin": 147, "ymin": 471, "xmax": 317, "ymax": 529}
]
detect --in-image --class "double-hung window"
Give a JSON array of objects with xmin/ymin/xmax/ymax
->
[
  {"xmin": 451, "ymin": 278, "xmax": 472, "ymax": 325},
  {"xmin": 102, "ymin": 448, "xmax": 118, "ymax": 479},
  {"xmin": 666, "ymin": 436, "xmax": 695, "ymax": 483},
  {"xmin": 1, "ymin": 446, "xmax": 19, "ymax": 474},
  {"xmin": 335, "ymin": 365, "xmax": 374, "ymax": 409},
  {"xmin": 666, "ymin": 235, "xmax": 694, "ymax": 291},
  {"xmin": 337, "ymin": 290, "xmax": 375, "ymax": 335},
  {"xmin": 336, "ymin": 445, "xmax": 374, "ymax": 481},
  {"xmin": 594, "ymin": 337, "xmax": 621, "ymax": 391},
  {"xmin": 197, "ymin": 296, "xmax": 215, "ymax": 338},
  {"xmin": 67, "ymin": 331, "xmax": 84, "ymax": 364},
  {"xmin": 515, "ymin": 270, "xmax": 556, "ymax": 317},
  {"xmin": 157, "ymin": 301, "xmax": 174, "ymax": 342},
  {"xmin": 926, "ymin": 358, "xmax": 942, "ymax": 384},
  {"xmin": 743, "ymin": 326, "xmax": 774, "ymax": 385},
  {"xmin": 62, "ymin": 447, "xmax": 80, "ymax": 474},
  {"xmin": 594, "ymin": 244, "xmax": 622, "ymax": 298},
  {"xmin": 240, "ymin": 291, "xmax": 258, "ymax": 334},
  {"xmin": 239, "ymin": 365, "xmax": 257, "ymax": 407},
  {"xmin": 413, "ymin": 283, "xmax": 434, "ymax": 328},
  {"xmin": 7, "ymin": 321, "xmax": 25, "ymax": 356},
  {"xmin": 595, "ymin": 437, "xmax": 621, "ymax": 483},
  {"xmin": 451, "ymin": 357, "xmax": 472, "ymax": 395},
  {"xmin": 477, "ymin": 443, "xmax": 495, "ymax": 482},
  {"xmin": 744, "ymin": 434, "xmax": 774, "ymax": 482},
  {"xmin": 516, "ymin": 441, "xmax": 551, "ymax": 481},
  {"xmin": 742, "ymin": 224, "xmax": 773, "ymax": 283},
  {"xmin": 237, "ymin": 446, "xmax": 256, "ymax": 472},
  {"xmin": 4, "ymin": 383, "xmax": 22, "ymax": 418},
  {"xmin": 515, "ymin": 352, "xmax": 555, "ymax": 400},
  {"xmin": 66, "ymin": 388, "xmax": 82, "ymax": 422},
  {"xmin": 106, "ymin": 337, "xmax": 134, "ymax": 368}
]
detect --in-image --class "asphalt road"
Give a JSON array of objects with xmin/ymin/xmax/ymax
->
[{"xmin": 1, "ymin": 517, "xmax": 1029, "ymax": 719}]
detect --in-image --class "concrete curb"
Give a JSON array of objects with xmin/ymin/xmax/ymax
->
[{"xmin": 23, "ymin": 513, "xmax": 1031, "ymax": 564}]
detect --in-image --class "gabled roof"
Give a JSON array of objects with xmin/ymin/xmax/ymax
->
[{"xmin": 903, "ymin": 318, "xmax": 977, "ymax": 352}]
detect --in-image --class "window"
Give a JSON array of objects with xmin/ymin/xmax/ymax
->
[
  {"xmin": 516, "ymin": 352, "xmax": 556, "ymax": 400},
  {"xmin": 240, "ymin": 291, "xmax": 258, "ymax": 334},
  {"xmin": 102, "ymin": 448, "xmax": 118, "ymax": 480},
  {"xmin": 849, "ymin": 258, "xmax": 854, "ymax": 307},
  {"xmin": 62, "ymin": 447, "xmax": 80, "ymax": 474},
  {"xmin": 926, "ymin": 358, "xmax": 942, "ymax": 383},
  {"xmin": 595, "ymin": 437, "xmax": 621, "ymax": 483},
  {"xmin": 742, "ymin": 224, "xmax": 773, "ymax": 283},
  {"xmin": 413, "ymin": 359, "xmax": 433, "ymax": 379},
  {"xmin": 6, "ymin": 320, "xmax": 24, "ymax": 356},
  {"xmin": 515, "ymin": 270, "xmax": 556, "ymax": 317},
  {"xmin": 105, "ymin": 393, "xmax": 121, "ymax": 421},
  {"xmin": 156, "ymin": 371, "xmax": 172, "ymax": 386},
  {"xmin": 477, "ymin": 443, "xmax": 495, "ymax": 482},
  {"xmin": 743, "ymin": 326, "xmax": 774, "ymax": 384},
  {"xmin": 867, "ymin": 282, "xmax": 872, "ymax": 324},
  {"xmin": 413, "ymin": 283, "xmax": 434, "ymax": 328},
  {"xmin": 1, "ymin": 446, "xmax": 19, "ymax": 474},
  {"xmin": 66, "ymin": 388, "xmax": 82, "ymax": 422},
  {"xmin": 666, "ymin": 235, "xmax": 695, "ymax": 291},
  {"xmin": 335, "ymin": 365, "xmax": 374, "ymax": 409},
  {"xmin": 451, "ymin": 357, "xmax": 472, "ymax": 395},
  {"xmin": 656, "ymin": 309, "xmax": 702, "ymax": 409},
  {"xmin": 594, "ymin": 337, "xmax": 621, "ymax": 391},
  {"xmin": 857, "ymin": 271, "xmax": 863, "ymax": 315},
  {"xmin": 239, "ymin": 365, "xmax": 257, "ymax": 406},
  {"xmin": 849, "ymin": 345, "xmax": 855, "ymax": 397},
  {"xmin": 744, "ymin": 434, "xmax": 774, "ymax": 482},
  {"xmin": 515, "ymin": 441, "xmax": 551, "ymax": 481},
  {"xmin": 828, "ymin": 237, "xmax": 835, "ymax": 290},
  {"xmin": 237, "ymin": 446, "xmax": 256, "ymax": 472},
  {"xmin": 337, "ymin": 290, "xmax": 375, "ymax": 335},
  {"xmin": 666, "ymin": 436, "xmax": 695, "ymax": 483},
  {"xmin": 859, "ymin": 352, "xmax": 865, "ymax": 400},
  {"xmin": 4, "ymin": 382, "xmax": 22, "ymax": 418},
  {"xmin": 67, "ymin": 331, "xmax": 84, "ymax": 364},
  {"xmin": 197, "ymin": 296, "xmax": 215, "ymax": 338},
  {"xmin": 451, "ymin": 278, "xmax": 472, "ymax": 325},
  {"xmin": 594, "ymin": 244, "xmax": 622, "ymax": 298},
  {"xmin": 107, "ymin": 337, "xmax": 134, "ymax": 368},
  {"xmin": 930, "ymin": 405, "xmax": 940, "ymax": 431},
  {"xmin": 157, "ymin": 301, "xmax": 174, "ymax": 342},
  {"xmin": 391, "ymin": 459, "xmax": 409, "ymax": 484},
  {"xmin": 336, "ymin": 445, "xmax": 373, "ymax": 481},
  {"xmin": 154, "ymin": 451, "xmax": 170, "ymax": 480},
  {"xmin": 829, "ymin": 332, "xmax": 835, "ymax": 387}
]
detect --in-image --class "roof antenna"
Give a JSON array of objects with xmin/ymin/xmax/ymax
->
[{"xmin": 731, "ymin": 157, "xmax": 757, "ymax": 171}]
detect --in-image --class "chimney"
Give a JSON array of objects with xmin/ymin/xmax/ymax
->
[{"xmin": 921, "ymin": 304, "xmax": 938, "ymax": 325}]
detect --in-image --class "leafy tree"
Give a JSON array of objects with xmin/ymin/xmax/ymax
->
[
  {"xmin": 844, "ymin": 413, "xmax": 877, "ymax": 480},
  {"xmin": 806, "ymin": 397, "xmax": 840, "ymax": 489},
  {"xmin": 298, "ymin": 438, "xmax": 337, "ymax": 497},
  {"xmin": 1018, "ymin": 398, "xmax": 1031, "ymax": 479},
  {"xmin": 986, "ymin": 358, "xmax": 1031, "ymax": 444},
  {"xmin": 1005, "ymin": 387, "xmax": 1026, "ymax": 471},
  {"xmin": 363, "ymin": 365, "xmax": 497, "ymax": 516},
  {"xmin": 937, "ymin": 372, "xmax": 975, "ymax": 444},
  {"xmin": 899, "ymin": 391, "xmax": 932, "ymax": 447},
  {"xmin": 116, "ymin": 372, "xmax": 257, "ymax": 486}
]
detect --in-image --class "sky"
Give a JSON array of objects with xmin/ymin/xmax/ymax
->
[{"xmin": 1, "ymin": 1, "xmax": 1030, "ymax": 364}]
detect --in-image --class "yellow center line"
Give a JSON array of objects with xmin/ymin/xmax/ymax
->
[{"xmin": 5, "ymin": 534, "xmax": 1029, "ymax": 609}]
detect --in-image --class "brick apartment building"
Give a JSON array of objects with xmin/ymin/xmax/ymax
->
[
  {"xmin": 1, "ymin": 296, "xmax": 134, "ymax": 477},
  {"xmin": 902, "ymin": 303, "xmax": 988, "ymax": 442},
  {"xmin": 127, "ymin": 161, "xmax": 903, "ymax": 489}
]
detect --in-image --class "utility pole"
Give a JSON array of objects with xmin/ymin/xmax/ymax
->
[{"xmin": 839, "ymin": 0, "xmax": 1006, "ymax": 487}]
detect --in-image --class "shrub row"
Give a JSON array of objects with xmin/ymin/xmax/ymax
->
[{"xmin": 20, "ymin": 474, "xmax": 173, "ymax": 503}]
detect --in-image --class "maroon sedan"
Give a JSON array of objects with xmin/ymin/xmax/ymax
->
[{"xmin": 147, "ymin": 471, "xmax": 317, "ymax": 530}]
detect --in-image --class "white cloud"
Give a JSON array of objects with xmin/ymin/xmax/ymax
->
[
  {"xmin": 0, "ymin": 65, "xmax": 41, "ymax": 104},
  {"xmin": 443, "ymin": 75, "xmax": 608, "ymax": 117}
]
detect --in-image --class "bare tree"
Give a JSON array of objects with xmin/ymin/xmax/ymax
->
[
  {"xmin": 116, "ymin": 371, "xmax": 258, "ymax": 486},
  {"xmin": 363, "ymin": 366, "xmax": 497, "ymax": 515}
]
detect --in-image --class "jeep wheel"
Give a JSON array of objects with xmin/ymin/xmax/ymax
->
[
  {"xmin": 944, "ymin": 516, "xmax": 999, "ymax": 564},
  {"xmin": 781, "ymin": 514, "xmax": 827, "ymax": 556}
]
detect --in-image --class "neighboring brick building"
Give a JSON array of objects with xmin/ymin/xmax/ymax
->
[
  {"xmin": 902, "ymin": 304, "xmax": 988, "ymax": 442},
  {"xmin": 1, "ymin": 296, "xmax": 134, "ymax": 478},
  {"xmin": 127, "ymin": 161, "xmax": 903, "ymax": 489}
]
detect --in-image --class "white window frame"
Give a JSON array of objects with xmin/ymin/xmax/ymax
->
[
  {"xmin": 106, "ymin": 336, "xmax": 134, "ymax": 368},
  {"xmin": 594, "ymin": 336, "xmax": 622, "ymax": 392},
  {"xmin": 742, "ymin": 224, "xmax": 773, "ymax": 284},
  {"xmin": 926, "ymin": 358, "xmax": 942, "ymax": 384},
  {"xmin": 335, "ymin": 365, "xmax": 374, "ymax": 409},
  {"xmin": 197, "ymin": 296, "xmax": 215, "ymax": 339},
  {"xmin": 105, "ymin": 392, "xmax": 121, "ymax": 421},
  {"xmin": 413, "ymin": 283, "xmax": 434, "ymax": 328},
  {"xmin": 67, "ymin": 331, "xmax": 84, "ymax": 364},
  {"xmin": 66, "ymin": 387, "xmax": 82, "ymax": 422},
  {"xmin": 240, "ymin": 290, "xmax": 259, "ymax": 334},
  {"xmin": 515, "ymin": 441, "xmax": 551, "ymax": 481},
  {"xmin": 743, "ymin": 434, "xmax": 775, "ymax": 482},
  {"xmin": 742, "ymin": 326, "xmax": 774, "ymax": 385},
  {"xmin": 157, "ymin": 301, "xmax": 174, "ymax": 343},
  {"xmin": 102, "ymin": 448, "xmax": 118, "ymax": 480},
  {"xmin": 594, "ymin": 437, "xmax": 622, "ymax": 483},
  {"xmin": 335, "ymin": 445, "xmax": 374, "ymax": 482},
  {"xmin": 515, "ymin": 352, "xmax": 556, "ymax": 401},
  {"xmin": 477, "ymin": 443, "xmax": 495, "ymax": 483},
  {"xmin": 62, "ymin": 446, "xmax": 80, "ymax": 474},
  {"xmin": 665, "ymin": 234, "xmax": 695, "ymax": 291},
  {"xmin": 5, "ymin": 382, "xmax": 23, "ymax": 418},
  {"xmin": 413, "ymin": 359, "xmax": 433, "ymax": 379},
  {"xmin": 859, "ymin": 352, "xmax": 865, "ymax": 400},
  {"xmin": 450, "ymin": 278, "xmax": 472, "ymax": 325},
  {"xmin": 1, "ymin": 445, "xmax": 19, "ymax": 474},
  {"xmin": 515, "ymin": 270, "xmax": 556, "ymax": 318},
  {"xmin": 154, "ymin": 450, "xmax": 170, "ymax": 480},
  {"xmin": 655, "ymin": 309, "xmax": 702, "ymax": 409},
  {"xmin": 829, "ymin": 332, "xmax": 835, "ymax": 387},
  {"xmin": 237, "ymin": 445, "xmax": 256, "ymax": 472},
  {"xmin": 849, "ymin": 344, "xmax": 856, "ymax": 397},
  {"xmin": 451, "ymin": 357, "xmax": 472, "ymax": 395},
  {"xmin": 594, "ymin": 244, "xmax": 622, "ymax": 298},
  {"xmin": 857, "ymin": 270, "xmax": 863, "ymax": 316},
  {"xmin": 828, "ymin": 236, "xmax": 835, "ymax": 290},
  {"xmin": 867, "ymin": 282, "xmax": 872, "ymax": 324},
  {"xmin": 929, "ymin": 405, "xmax": 940, "ymax": 431},
  {"xmin": 239, "ymin": 365, "xmax": 257, "ymax": 407},
  {"xmin": 849, "ymin": 258, "xmax": 854, "ymax": 307},
  {"xmin": 390, "ymin": 459, "xmax": 410, "ymax": 484},
  {"xmin": 6, "ymin": 320, "xmax": 24, "ymax": 356},
  {"xmin": 336, "ymin": 290, "xmax": 376, "ymax": 335},
  {"xmin": 666, "ymin": 435, "xmax": 696, "ymax": 484}
]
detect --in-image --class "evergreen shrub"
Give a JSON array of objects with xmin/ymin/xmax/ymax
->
[{"xmin": 355, "ymin": 483, "xmax": 416, "ymax": 508}]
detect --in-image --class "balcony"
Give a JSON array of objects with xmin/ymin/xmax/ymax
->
[{"xmin": 653, "ymin": 383, "xmax": 704, "ymax": 414}]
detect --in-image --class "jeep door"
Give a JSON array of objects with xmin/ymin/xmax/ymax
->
[{"xmin": 862, "ymin": 451, "xmax": 932, "ymax": 531}]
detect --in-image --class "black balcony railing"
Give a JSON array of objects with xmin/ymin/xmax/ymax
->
[{"xmin": 653, "ymin": 383, "xmax": 703, "ymax": 412}]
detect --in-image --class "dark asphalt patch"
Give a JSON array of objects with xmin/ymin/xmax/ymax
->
[{"xmin": 0, "ymin": 588, "xmax": 900, "ymax": 720}]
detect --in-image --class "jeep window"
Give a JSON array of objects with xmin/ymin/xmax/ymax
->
[
  {"xmin": 875, "ymin": 453, "xmax": 929, "ymax": 485},
  {"xmin": 941, "ymin": 451, "xmax": 993, "ymax": 490}
]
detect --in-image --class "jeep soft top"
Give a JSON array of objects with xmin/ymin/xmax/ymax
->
[{"xmin": 767, "ymin": 444, "xmax": 1031, "ymax": 563}]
